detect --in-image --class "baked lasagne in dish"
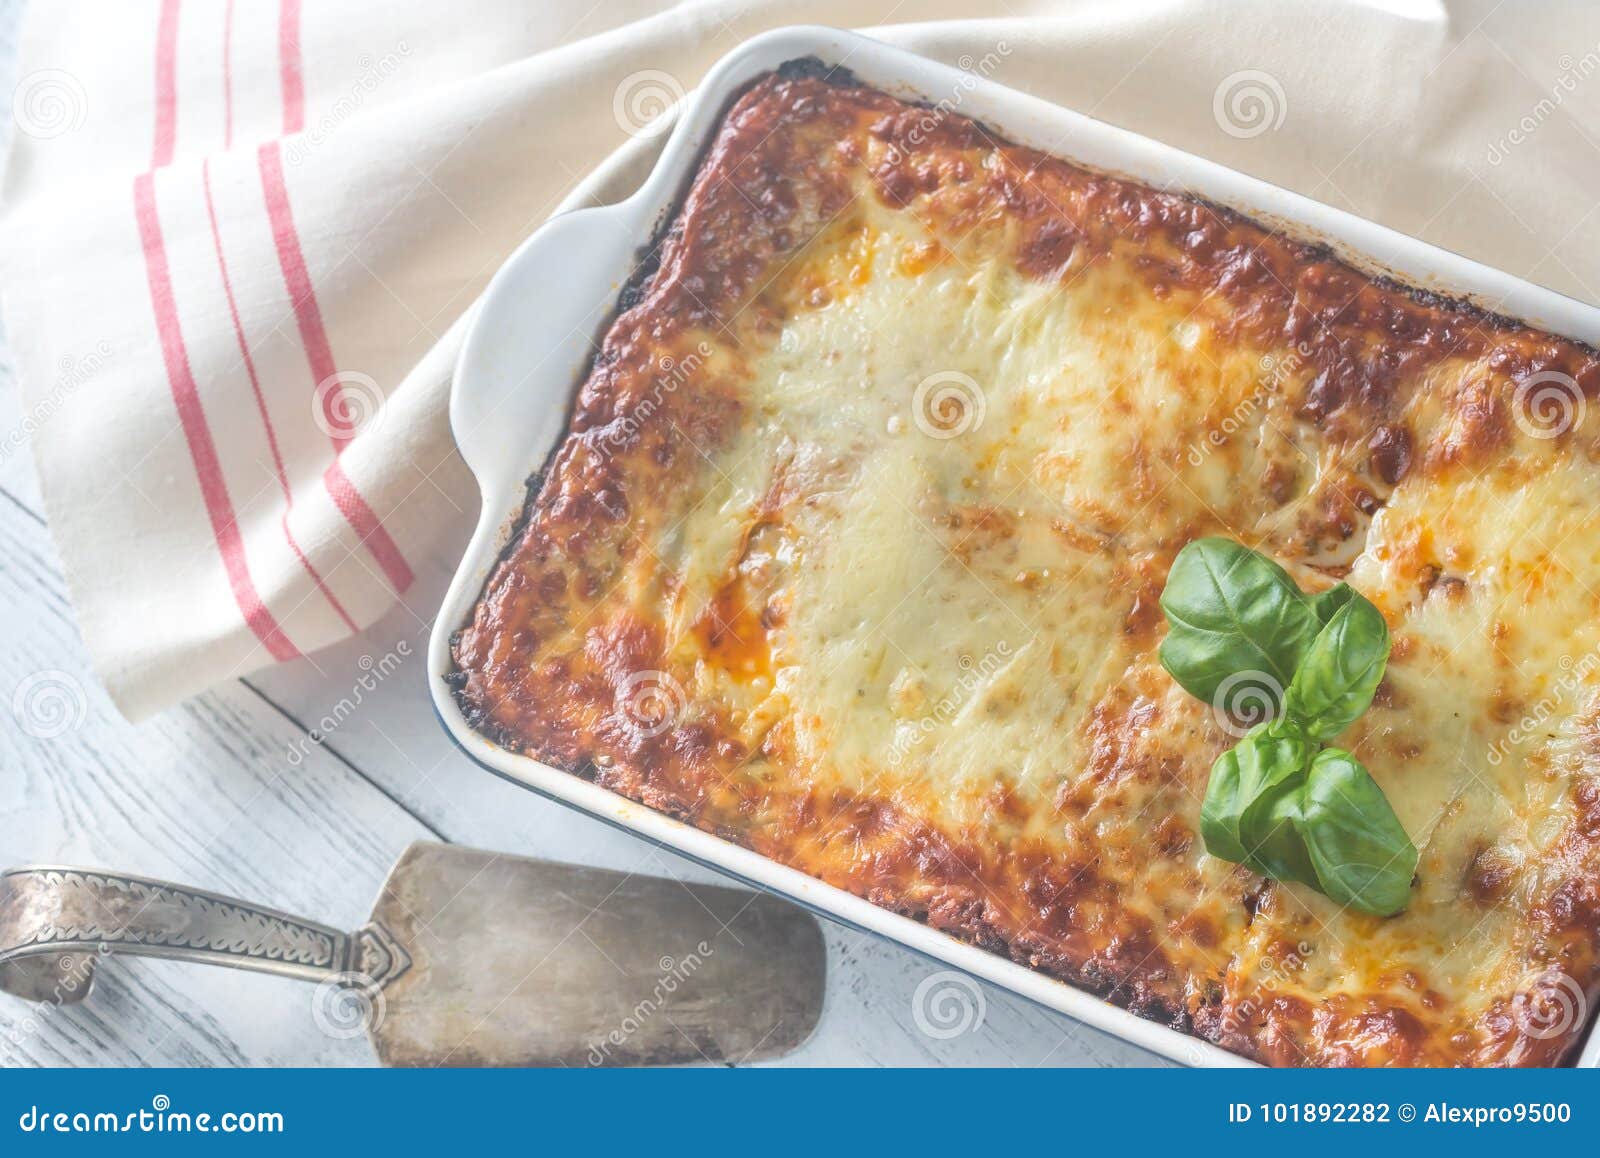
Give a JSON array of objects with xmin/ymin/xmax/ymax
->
[{"xmin": 451, "ymin": 62, "xmax": 1600, "ymax": 1066}]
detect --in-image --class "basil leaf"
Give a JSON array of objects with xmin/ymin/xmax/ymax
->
[
  {"xmin": 1158, "ymin": 538, "xmax": 1320, "ymax": 710},
  {"xmin": 1297, "ymin": 748, "xmax": 1417, "ymax": 917},
  {"xmin": 1234, "ymin": 717, "xmax": 1315, "ymax": 882},
  {"xmin": 1242, "ymin": 774, "xmax": 1318, "ymax": 888},
  {"xmin": 1200, "ymin": 737, "xmax": 1249, "ymax": 865},
  {"xmin": 1284, "ymin": 593, "xmax": 1389, "ymax": 741},
  {"xmin": 1308, "ymin": 582, "xmax": 1354, "ymax": 626},
  {"xmin": 1201, "ymin": 719, "xmax": 1312, "ymax": 867}
]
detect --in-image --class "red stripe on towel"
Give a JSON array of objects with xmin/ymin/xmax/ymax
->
[
  {"xmin": 258, "ymin": 140, "xmax": 415, "ymax": 594},
  {"xmin": 134, "ymin": 173, "xmax": 300, "ymax": 661},
  {"xmin": 322, "ymin": 460, "xmax": 415, "ymax": 593},
  {"xmin": 151, "ymin": 0, "xmax": 180, "ymax": 168},
  {"xmin": 278, "ymin": 0, "xmax": 305, "ymax": 134},
  {"xmin": 203, "ymin": 158, "xmax": 359, "ymax": 633},
  {"xmin": 221, "ymin": 0, "xmax": 236, "ymax": 148}
]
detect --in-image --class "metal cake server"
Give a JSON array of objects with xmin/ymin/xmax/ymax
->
[{"xmin": 0, "ymin": 841, "xmax": 826, "ymax": 1066}]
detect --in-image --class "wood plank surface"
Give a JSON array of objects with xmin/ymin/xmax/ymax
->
[{"xmin": 0, "ymin": 491, "xmax": 431, "ymax": 1066}]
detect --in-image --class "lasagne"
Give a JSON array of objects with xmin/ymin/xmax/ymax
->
[{"xmin": 451, "ymin": 62, "xmax": 1600, "ymax": 1066}]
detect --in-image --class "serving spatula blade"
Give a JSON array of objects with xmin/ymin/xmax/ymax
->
[{"xmin": 367, "ymin": 842, "xmax": 825, "ymax": 1067}]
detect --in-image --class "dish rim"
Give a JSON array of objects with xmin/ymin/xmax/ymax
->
[{"xmin": 428, "ymin": 23, "xmax": 1600, "ymax": 1069}]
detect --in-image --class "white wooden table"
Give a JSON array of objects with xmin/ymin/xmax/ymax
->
[{"xmin": 0, "ymin": 4, "xmax": 1157, "ymax": 1068}]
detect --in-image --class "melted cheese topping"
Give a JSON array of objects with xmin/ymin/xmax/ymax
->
[{"xmin": 453, "ymin": 70, "xmax": 1600, "ymax": 1066}]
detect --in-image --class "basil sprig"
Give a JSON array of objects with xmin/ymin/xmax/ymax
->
[
  {"xmin": 1283, "ymin": 595, "xmax": 1389, "ymax": 741},
  {"xmin": 1157, "ymin": 539, "xmax": 1318, "ymax": 709},
  {"xmin": 1161, "ymin": 538, "xmax": 1417, "ymax": 916}
]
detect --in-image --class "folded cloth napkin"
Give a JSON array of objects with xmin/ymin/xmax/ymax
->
[{"xmin": 2, "ymin": 0, "xmax": 1598, "ymax": 719}]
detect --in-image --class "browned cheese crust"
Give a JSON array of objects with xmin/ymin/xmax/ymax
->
[{"xmin": 452, "ymin": 67, "xmax": 1600, "ymax": 1066}]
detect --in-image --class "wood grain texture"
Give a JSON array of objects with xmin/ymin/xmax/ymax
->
[{"xmin": 0, "ymin": 494, "xmax": 434, "ymax": 1065}]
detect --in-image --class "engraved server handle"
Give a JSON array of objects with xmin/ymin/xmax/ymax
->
[{"xmin": 0, "ymin": 866, "xmax": 408, "ymax": 1005}]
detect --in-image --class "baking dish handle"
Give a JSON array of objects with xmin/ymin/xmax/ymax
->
[{"xmin": 449, "ymin": 197, "xmax": 656, "ymax": 491}]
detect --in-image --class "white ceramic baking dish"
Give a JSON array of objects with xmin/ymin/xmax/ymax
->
[{"xmin": 428, "ymin": 24, "xmax": 1600, "ymax": 1068}]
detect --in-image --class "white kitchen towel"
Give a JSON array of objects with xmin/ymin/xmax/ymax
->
[{"xmin": 3, "ymin": 0, "xmax": 1598, "ymax": 720}]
